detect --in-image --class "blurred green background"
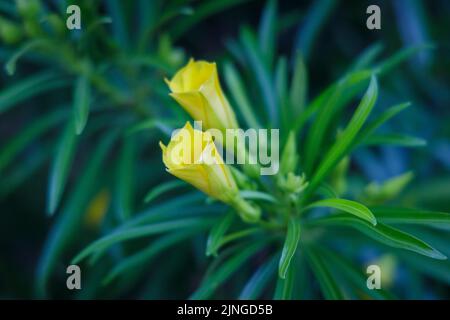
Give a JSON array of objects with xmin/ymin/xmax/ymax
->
[{"xmin": 0, "ymin": 0, "xmax": 449, "ymax": 299}]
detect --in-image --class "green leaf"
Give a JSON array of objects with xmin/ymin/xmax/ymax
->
[
  {"xmin": 240, "ymin": 27, "xmax": 277, "ymax": 126},
  {"xmin": 171, "ymin": 0, "xmax": 252, "ymax": 40},
  {"xmin": 0, "ymin": 147, "xmax": 48, "ymax": 200},
  {"xmin": 306, "ymin": 76, "xmax": 378, "ymax": 196},
  {"xmin": 294, "ymin": 0, "xmax": 337, "ymax": 60},
  {"xmin": 372, "ymin": 207, "xmax": 450, "ymax": 225},
  {"xmin": 5, "ymin": 39, "xmax": 48, "ymax": 75},
  {"xmin": 73, "ymin": 217, "xmax": 216, "ymax": 264},
  {"xmin": 362, "ymin": 134, "xmax": 426, "ymax": 147},
  {"xmin": 290, "ymin": 51, "xmax": 307, "ymax": 117},
  {"xmin": 239, "ymin": 190, "xmax": 277, "ymax": 203},
  {"xmin": 398, "ymin": 251, "xmax": 450, "ymax": 286},
  {"xmin": 36, "ymin": 132, "xmax": 117, "ymax": 298},
  {"xmin": 317, "ymin": 183, "xmax": 339, "ymax": 199},
  {"xmin": 348, "ymin": 42, "xmax": 384, "ymax": 72},
  {"xmin": 305, "ymin": 198, "xmax": 377, "ymax": 225},
  {"xmin": 274, "ymin": 253, "xmax": 297, "ymax": 300},
  {"xmin": 303, "ymin": 80, "xmax": 345, "ymax": 173},
  {"xmin": 293, "ymin": 70, "xmax": 372, "ymax": 133},
  {"xmin": 123, "ymin": 192, "xmax": 206, "ymax": 228},
  {"xmin": 306, "ymin": 247, "xmax": 344, "ymax": 300},
  {"xmin": 306, "ymin": 215, "xmax": 447, "ymax": 260},
  {"xmin": 275, "ymin": 56, "xmax": 288, "ymax": 128},
  {"xmin": 115, "ymin": 136, "xmax": 135, "ymax": 221},
  {"xmin": 105, "ymin": 0, "xmax": 129, "ymax": 48},
  {"xmin": 355, "ymin": 102, "xmax": 411, "ymax": 147},
  {"xmin": 126, "ymin": 118, "xmax": 178, "ymax": 136},
  {"xmin": 206, "ymin": 212, "xmax": 235, "ymax": 257},
  {"xmin": 279, "ymin": 217, "xmax": 301, "ymax": 279},
  {"xmin": 374, "ymin": 43, "xmax": 435, "ymax": 75},
  {"xmin": 190, "ymin": 240, "xmax": 268, "ymax": 299},
  {"xmin": 314, "ymin": 244, "xmax": 394, "ymax": 299},
  {"xmin": 258, "ymin": 0, "xmax": 277, "ymax": 67},
  {"xmin": 239, "ymin": 255, "xmax": 277, "ymax": 299},
  {"xmin": 47, "ymin": 120, "xmax": 78, "ymax": 215},
  {"xmin": 73, "ymin": 76, "xmax": 91, "ymax": 135},
  {"xmin": 361, "ymin": 171, "xmax": 414, "ymax": 205},
  {"xmin": 103, "ymin": 230, "xmax": 199, "ymax": 285},
  {"xmin": 223, "ymin": 62, "xmax": 260, "ymax": 129},
  {"xmin": 0, "ymin": 110, "xmax": 66, "ymax": 173},
  {"xmin": 144, "ymin": 180, "xmax": 186, "ymax": 203},
  {"xmin": 0, "ymin": 72, "xmax": 69, "ymax": 114}
]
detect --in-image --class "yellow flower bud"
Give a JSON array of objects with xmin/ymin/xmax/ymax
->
[
  {"xmin": 160, "ymin": 121, "xmax": 238, "ymax": 203},
  {"xmin": 160, "ymin": 122, "xmax": 261, "ymax": 222},
  {"xmin": 165, "ymin": 59, "xmax": 239, "ymax": 134}
]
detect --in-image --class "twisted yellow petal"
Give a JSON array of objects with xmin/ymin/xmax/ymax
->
[
  {"xmin": 166, "ymin": 59, "xmax": 239, "ymax": 134},
  {"xmin": 160, "ymin": 122, "xmax": 238, "ymax": 203}
]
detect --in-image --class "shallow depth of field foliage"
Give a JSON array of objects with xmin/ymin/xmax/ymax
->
[{"xmin": 1, "ymin": 0, "xmax": 449, "ymax": 299}]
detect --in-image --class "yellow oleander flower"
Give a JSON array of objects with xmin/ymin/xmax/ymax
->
[
  {"xmin": 160, "ymin": 122, "xmax": 261, "ymax": 222},
  {"xmin": 165, "ymin": 59, "xmax": 239, "ymax": 134},
  {"xmin": 160, "ymin": 122, "xmax": 238, "ymax": 203}
]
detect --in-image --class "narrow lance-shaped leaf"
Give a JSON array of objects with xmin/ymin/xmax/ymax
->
[
  {"xmin": 306, "ymin": 247, "xmax": 344, "ymax": 300},
  {"xmin": 73, "ymin": 218, "xmax": 216, "ymax": 264},
  {"xmin": 314, "ymin": 244, "xmax": 394, "ymax": 299},
  {"xmin": 115, "ymin": 136, "xmax": 135, "ymax": 221},
  {"xmin": 275, "ymin": 56, "xmax": 288, "ymax": 128},
  {"xmin": 290, "ymin": 51, "xmax": 307, "ymax": 118},
  {"xmin": 73, "ymin": 75, "xmax": 91, "ymax": 135},
  {"xmin": 293, "ymin": 0, "xmax": 337, "ymax": 60},
  {"xmin": 206, "ymin": 212, "xmax": 235, "ymax": 257},
  {"xmin": 354, "ymin": 102, "xmax": 411, "ymax": 148},
  {"xmin": 293, "ymin": 69, "xmax": 372, "ymax": 133},
  {"xmin": 143, "ymin": 180, "xmax": 186, "ymax": 203},
  {"xmin": 274, "ymin": 253, "xmax": 297, "ymax": 300},
  {"xmin": 0, "ymin": 109, "xmax": 67, "ymax": 173},
  {"xmin": 258, "ymin": 0, "xmax": 277, "ymax": 67},
  {"xmin": 306, "ymin": 76, "xmax": 378, "ymax": 196},
  {"xmin": 0, "ymin": 72, "xmax": 69, "ymax": 114},
  {"xmin": 36, "ymin": 132, "xmax": 117, "ymax": 298},
  {"xmin": 279, "ymin": 216, "xmax": 301, "ymax": 278},
  {"xmin": 303, "ymin": 79, "xmax": 345, "ymax": 173},
  {"xmin": 362, "ymin": 133, "xmax": 426, "ymax": 148},
  {"xmin": 371, "ymin": 207, "xmax": 450, "ymax": 225},
  {"xmin": 171, "ymin": 0, "xmax": 250, "ymax": 40},
  {"xmin": 305, "ymin": 198, "xmax": 377, "ymax": 225},
  {"xmin": 103, "ymin": 230, "xmax": 200, "ymax": 285},
  {"xmin": 306, "ymin": 215, "xmax": 447, "ymax": 260},
  {"xmin": 240, "ymin": 27, "xmax": 278, "ymax": 126},
  {"xmin": 348, "ymin": 42, "xmax": 384, "ymax": 73},
  {"xmin": 47, "ymin": 120, "xmax": 78, "ymax": 215},
  {"xmin": 190, "ymin": 240, "xmax": 269, "ymax": 300},
  {"xmin": 5, "ymin": 39, "xmax": 48, "ymax": 75},
  {"xmin": 240, "ymin": 255, "xmax": 278, "ymax": 300},
  {"xmin": 223, "ymin": 62, "xmax": 261, "ymax": 129}
]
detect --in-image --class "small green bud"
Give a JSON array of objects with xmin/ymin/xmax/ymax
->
[
  {"xmin": 0, "ymin": 18, "xmax": 23, "ymax": 44},
  {"xmin": 23, "ymin": 19, "xmax": 42, "ymax": 37},
  {"xmin": 277, "ymin": 172, "xmax": 308, "ymax": 194},
  {"xmin": 47, "ymin": 14, "xmax": 66, "ymax": 37},
  {"xmin": 280, "ymin": 131, "xmax": 298, "ymax": 175},
  {"xmin": 16, "ymin": 0, "xmax": 40, "ymax": 19}
]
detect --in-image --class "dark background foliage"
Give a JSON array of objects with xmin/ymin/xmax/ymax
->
[{"xmin": 0, "ymin": 0, "xmax": 449, "ymax": 299}]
